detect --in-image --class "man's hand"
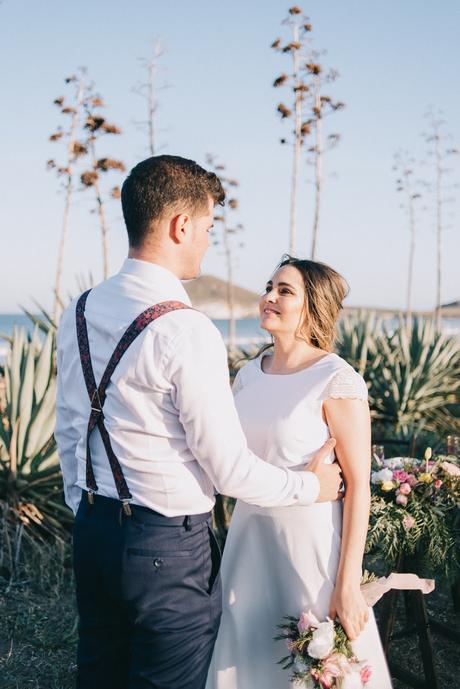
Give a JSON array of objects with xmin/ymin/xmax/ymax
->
[{"xmin": 304, "ymin": 438, "xmax": 343, "ymax": 502}]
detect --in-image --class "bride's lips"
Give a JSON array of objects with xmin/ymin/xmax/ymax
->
[{"xmin": 262, "ymin": 307, "xmax": 280, "ymax": 315}]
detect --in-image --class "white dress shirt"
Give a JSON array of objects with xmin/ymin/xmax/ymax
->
[{"xmin": 55, "ymin": 258, "xmax": 320, "ymax": 516}]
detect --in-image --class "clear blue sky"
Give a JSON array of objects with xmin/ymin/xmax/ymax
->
[{"xmin": 1, "ymin": 0, "xmax": 459, "ymax": 313}]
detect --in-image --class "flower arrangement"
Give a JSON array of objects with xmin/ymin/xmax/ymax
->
[
  {"xmin": 276, "ymin": 610, "xmax": 371, "ymax": 688},
  {"xmin": 367, "ymin": 449, "xmax": 460, "ymax": 576}
]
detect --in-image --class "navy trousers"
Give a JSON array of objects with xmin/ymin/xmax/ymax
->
[{"xmin": 73, "ymin": 493, "xmax": 222, "ymax": 689}]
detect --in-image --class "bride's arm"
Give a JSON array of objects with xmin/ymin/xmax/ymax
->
[{"xmin": 323, "ymin": 395, "xmax": 371, "ymax": 640}]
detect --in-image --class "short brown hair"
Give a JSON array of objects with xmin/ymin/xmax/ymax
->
[
  {"xmin": 121, "ymin": 155, "xmax": 225, "ymax": 247},
  {"xmin": 279, "ymin": 255, "xmax": 349, "ymax": 351}
]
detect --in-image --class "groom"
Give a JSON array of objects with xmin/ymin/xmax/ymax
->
[{"xmin": 55, "ymin": 155, "xmax": 342, "ymax": 689}]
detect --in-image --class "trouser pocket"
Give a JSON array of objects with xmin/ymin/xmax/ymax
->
[{"xmin": 206, "ymin": 523, "xmax": 222, "ymax": 595}]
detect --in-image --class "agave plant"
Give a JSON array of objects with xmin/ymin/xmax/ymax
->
[
  {"xmin": 336, "ymin": 310, "xmax": 384, "ymax": 376},
  {"xmin": 0, "ymin": 327, "xmax": 71, "ymax": 556},
  {"xmin": 371, "ymin": 318, "xmax": 460, "ymax": 435},
  {"xmin": 338, "ymin": 314, "xmax": 460, "ymax": 438}
]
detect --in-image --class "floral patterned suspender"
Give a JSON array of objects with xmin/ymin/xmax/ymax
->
[{"xmin": 75, "ymin": 288, "xmax": 191, "ymax": 514}]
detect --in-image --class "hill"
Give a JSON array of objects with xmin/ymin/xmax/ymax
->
[{"xmin": 183, "ymin": 275, "xmax": 259, "ymax": 318}]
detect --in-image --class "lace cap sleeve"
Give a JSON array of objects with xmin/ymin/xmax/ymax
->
[{"xmin": 324, "ymin": 367, "xmax": 368, "ymax": 401}]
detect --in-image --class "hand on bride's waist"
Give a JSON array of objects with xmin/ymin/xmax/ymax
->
[{"xmin": 303, "ymin": 438, "xmax": 344, "ymax": 503}]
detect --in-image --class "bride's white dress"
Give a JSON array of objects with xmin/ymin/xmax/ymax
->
[{"xmin": 206, "ymin": 352, "xmax": 392, "ymax": 689}]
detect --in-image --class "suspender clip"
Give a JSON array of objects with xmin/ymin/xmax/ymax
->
[
  {"xmin": 87, "ymin": 490, "xmax": 95, "ymax": 505},
  {"xmin": 122, "ymin": 500, "xmax": 132, "ymax": 517}
]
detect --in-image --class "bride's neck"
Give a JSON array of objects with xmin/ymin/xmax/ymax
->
[{"xmin": 266, "ymin": 335, "xmax": 324, "ymax": 373}]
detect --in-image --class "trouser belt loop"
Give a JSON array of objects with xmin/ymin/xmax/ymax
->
[{"xmin": 184, "ymin": 515, "xmax": 192, "ymax": 531}]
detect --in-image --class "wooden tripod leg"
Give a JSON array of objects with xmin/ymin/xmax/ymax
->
[
  {"xmin": 411, "ymin": 590, "xmax": 440, "ymax": 689},
  {"xmin": 379, "ymin": 587, "xmax": 399, "ymax": 654}
]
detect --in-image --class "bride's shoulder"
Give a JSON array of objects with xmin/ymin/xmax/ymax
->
[
  {"xmin": 231, "ymin": 356, "xmax": 261, "ymax": 394},
  {"xmin": 321, "ymin": 354, "xmax": 368, "ymax": 401}
]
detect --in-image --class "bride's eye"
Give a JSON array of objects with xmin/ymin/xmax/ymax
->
[{"xmin": 264, "ymin": 286, "xmax": 272, "ymax": 293}]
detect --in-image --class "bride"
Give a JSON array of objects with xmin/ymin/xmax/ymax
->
[{"xmin": 206, "ymin": 256, "xmax": 392, "ymax": 688}]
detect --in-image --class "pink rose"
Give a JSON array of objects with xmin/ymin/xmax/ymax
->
[
  {"xmin": 434, "ymin": 479, "xmax": 443, "ymax": 489},
  {"xmin": 319, "ymin": 671, "xmax": 334, "ymax": 688},
  {"xmin": 442, "ymin": 461, "xmax": 460, "ymax": 477},
  {"xmin": 393, "ymin": 470, "xmax": 409, "ymax": 483},
  {"xmin": 403, "ymin": 515, "xmax": 415, "ymax": 530},
  {"xmin": 361, "ymin": 665, "xmax": 373, "ymax": 684},
  {"xmin": 322, "ymin": 653, "xmax": 349, "ymax": 677},
  {"xmin": 396, "ymin": 493, "xmax": 408, "ymax": 506},
  {"xmin": 406, "ymin": 474, "xmax": 418, "ymax": 487},
  {"xmin": 399, "ymin": 482, "xmax": 411, "ymax": 495},
  {"xmin": 298, "ymin": 610, "xmax": 320, "ymax": 633}
]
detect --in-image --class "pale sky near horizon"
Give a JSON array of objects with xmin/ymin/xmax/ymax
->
[{"xmin": 1, "ymin": 0, "xmax": 459, "ymax": 313}]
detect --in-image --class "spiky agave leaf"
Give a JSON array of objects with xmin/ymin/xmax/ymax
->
[{"xmin": 0, "ymin": 328, "xmax": 71, "ymax": 545}]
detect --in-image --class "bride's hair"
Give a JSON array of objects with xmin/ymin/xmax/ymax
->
[
  {"xmin": 258, "ymin": 255, "xmax": 349, "ymax": 355},
  {"xmin": 279, "ymin": 255, "xmax": 349, "ymax": 351}
]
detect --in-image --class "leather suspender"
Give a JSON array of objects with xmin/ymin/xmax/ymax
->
[{"xmin": 75, "ymin": 288, "xmax": 191, "ymax": 514}]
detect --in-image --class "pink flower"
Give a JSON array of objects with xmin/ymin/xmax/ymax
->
[
  {"xmin": 360, "ymin": 665, "xmax": 373, "ymax": 684},
  {"xmin": 434, "ymin": 479, "xmax": 443, "ymax": 489},
  {"xmin": 393, "ymin": 470, "xmax": 409, "ymax": 483},
  {"xmin": 399, "ymin": 482, "xmax": 411, "ymax": 495},
  {"xmin": 298, "ymin": 610, "xmax": 320, "ymax": 633},
  {"xmin": 396, "ymin": 493, "xmax": 408, "ymax": 506},
  {"xmin": 311, "ymin": 656, "xmax": 346, "ymax": 689},
  {"xmin": 403, "ymin": 515, "xmax": 415, "ymax": 530},
  {"xmin": 442, "ymin": 461, "xmax": 460, "ymax": 477},
  {"xmin": 322, "ymin": 653, "xmax": 349, "ymax": 677},
  {"xmin": 406, "ymin": 474, "xmax": 418, "ymax": 487}
]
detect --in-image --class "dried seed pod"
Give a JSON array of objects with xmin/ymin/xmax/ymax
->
[
  {"xmin": 81, "ymin": 171, "xmax": 99, "ymax": 187},
  {"xmin": 273, "ymin": 74, "xmax": 288, "ymax": 88}
]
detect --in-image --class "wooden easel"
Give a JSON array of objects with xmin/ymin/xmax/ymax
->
[{"xmin": 377, "ymin": 555, "xmax": 440, "ymax": 689}]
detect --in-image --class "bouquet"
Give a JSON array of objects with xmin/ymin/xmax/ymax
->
[
  {"xmin": 276, "ymin": 573, "xmax": 434, "ymax": 689},
  {"xmin": 276, "ymin": 611, "xmax": 371, "ymax": 688}
]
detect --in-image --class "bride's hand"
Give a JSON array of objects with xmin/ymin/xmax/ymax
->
[{"xmin": 329, "ymin": 583, "xmax": 369, "ymax": 641}]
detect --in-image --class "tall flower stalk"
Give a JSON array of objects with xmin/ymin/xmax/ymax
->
[
  {"xmin": 134, "ymin": 40, "xmax": 165, "ymax": 155},
  {"xmin": 80, "ymin": 87, "xmax": 125, "ymax": 279},
  {"xmin": 272, "ymin": 7, "xmax": 344, "ymax": 258},
  {"xmin": 424, "ymin": 110, "xmax": 458, "ymax": 330},
  {"xmin": 47, "ymin": 72, "xmax": 86, "ymax": 321},
  {"xmin": 393, "ymin": 150, "xmax": 421, "ymax": 327},
  {"xmin": 206, "ymin": 155, "xmax": 244, "ymax": 355},
  {"xmin": 272, "ymin": 6, "xmax": 312, "ymax": 255}
]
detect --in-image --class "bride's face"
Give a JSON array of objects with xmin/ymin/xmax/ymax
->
[{"xmin": 259, "ymin": 265, "xmax": 307, "ymax": 336}]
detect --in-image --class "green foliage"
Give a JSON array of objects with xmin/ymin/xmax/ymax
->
[
  {"xmin": 367, "ymin": 490, "xmax": 460, "ymax": 579},
  {"xmin": 0, "ymin": 327, "xmax": 70, "ymax": 577},
  {"xmin": 337, "ymin": 314, "xmax": 460, "ymax": 437}
]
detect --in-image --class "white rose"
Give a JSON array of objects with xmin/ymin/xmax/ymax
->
[
  {"xmin": 383, "ymin": 457, "xmax": 410, "ymax": 469},
  {"xmin": 371, "ymin": 468, "xmax": 393, "ymax": 484},
  {"xmin": 339, "ymin": 670, "xmax": 364, "ymax": 689},
  {"xmin": 307, "ymin": 620, "xmax": 335, "ymax": 659}
]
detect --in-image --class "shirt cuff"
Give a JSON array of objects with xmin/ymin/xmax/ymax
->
[{"xmin": 295, "ymin": 471, "xmax": 320, "ymax": 505}]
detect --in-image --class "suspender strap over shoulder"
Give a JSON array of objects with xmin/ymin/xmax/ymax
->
[{"xmin": 75, "ymin": 288, "xmax": 192, "ymax": 508}]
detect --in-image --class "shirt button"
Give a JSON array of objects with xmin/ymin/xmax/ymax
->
[
  {"xmin": 293, "ymin": 493, "xmax": 299, "ymax": 500},
  {"xmin": 153, "ymin": 558, "xmax": 163, "ymax": 568}
]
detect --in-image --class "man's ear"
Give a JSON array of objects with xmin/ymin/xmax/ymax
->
[{"xmin": 169, "ymin": 213, "xmax": 191, "ymax": 244}]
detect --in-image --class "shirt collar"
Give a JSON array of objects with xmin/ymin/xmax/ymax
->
[{"xmin": 119, "ymin": 258, "xmax": 192, "ymax": 306}]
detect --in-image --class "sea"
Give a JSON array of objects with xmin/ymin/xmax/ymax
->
[{"xmin": 1, "ymin": 313, "xmax": 459, "ymax": 361}]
